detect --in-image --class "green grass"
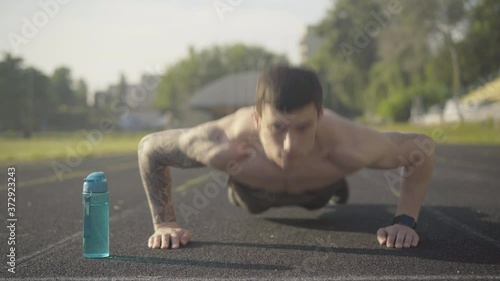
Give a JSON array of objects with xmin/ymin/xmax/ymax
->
[
  {"xmin": 0, "ymin": 131, "xmax": 149, "ymax": 163},
  {"xmin": 371, "ymin": 121, "xmax": 500, "ymax": 145}
]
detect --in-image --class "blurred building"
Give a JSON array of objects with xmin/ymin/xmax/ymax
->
[
  {"xmin": 300, "ymin": 25, "xmax": 324, "ymax": 65},
  {"xmin": 186, "ymin": 71, "xmax": 260, "ymax": 124},
  {"xmin": 410, "ymin": 76, "xmax": 500, "ymax": 125},
  {"xmin": 95, "ymin": 74, "xmax": 172, "ymax": 131}
]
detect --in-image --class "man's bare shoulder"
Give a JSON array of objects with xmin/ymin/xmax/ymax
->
[
  {"xmin": 319, "ymin": 108, "xmax": 379, "ymax": 146},
  {"xmin": 189, "ymin": 106, "xmax": 253, "ymax": 135},
  {"xmin": 319, "ymin": 108, "xmax": 375, "ymax": 169},
  {"xmin": 214, "ymin": 106, "xmax": 256, "ymax": 141},
  {"xmin": 179, "ymin": 106, "xmax": 255, "ymax": 167},
  {"xmin": 320, "ymin": 108, "xmax": 424, "ymax": 170},
  {"xmin": 318, "ymin": 108, "xmax": 356, "ymax": 145}
]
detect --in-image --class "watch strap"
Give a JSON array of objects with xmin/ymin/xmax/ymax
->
[{"xmin": 392, "ymin": 214, "xmax": 417, "ymax": 229}]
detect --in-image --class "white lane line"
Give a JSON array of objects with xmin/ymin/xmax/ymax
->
[
  {"xmin": 426, "ymin": 207, "xmax": 500, "ymax": 249},
  {"xmin": 2, "ymin": 275, "xmax": 500, "ymax": 280},
  {"xmin": 0, "ymin": 161, "xmax": 138, "ymax": 191},
  {"xmin": 360, "ymin": 169, "xmax": 500, "ymax": 249},
  {"xmin": 16, "ymin": 201, "xmax": 148, "ymax": 266},
  {"xmin": 15, "ymin": 232, "xmax": 81, "ymax": 265}
]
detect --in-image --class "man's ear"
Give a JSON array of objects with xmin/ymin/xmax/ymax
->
[
  {"xmin": 318, "ymin": 107, "xmax": 324, "ymax": 119},
  {"xmin": 252, "ymin": 108, "xmax": 260, "ymax": 129}
]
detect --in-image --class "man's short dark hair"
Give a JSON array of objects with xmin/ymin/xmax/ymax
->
[{"xmin": 255, "ymin": 66, "xmax": 323, "ymax": 117}]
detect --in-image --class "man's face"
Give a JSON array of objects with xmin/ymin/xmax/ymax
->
[{"xmin": 253, "ymin": 103, "xmax": 323, "ymax": 170}]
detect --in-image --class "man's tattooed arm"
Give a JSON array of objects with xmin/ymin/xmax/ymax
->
[
  {"xmin": 383, "ymin": 132, "xmax": 421, "ymax": 147},
  {"xmin": 138, "ymin": 128, "xmax": 215, "ymax": 227}
]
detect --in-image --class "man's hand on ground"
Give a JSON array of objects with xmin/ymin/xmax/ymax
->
[
  {"xmin": 376, "ymin": 224, "xmax": 419, "ymax": 248},
  {"xmin": 148, "ymin": 222, "xmax": 191, "ymax": 249}
]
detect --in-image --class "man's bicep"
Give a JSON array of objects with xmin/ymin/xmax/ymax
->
[
  {"xmin": 325, "ymin": 113, "xmax": 435, "ymax": 170},
  {"xmin": 137, "ymin": 128, "xmax": 205, "ymax": 170},
  {"xmin": 364, "ymin": 131, "xmax": 433, "ymax": 169},
  {"xmin": 362, "ymin": 131, "xmax": 408, "ymax": 169},
  {"xmin": 179, "ymin": 121, "xmax": 232, "ymax": 167},
  {"xmin": 341, "ymin": 118, "xmax": 422, "ymax": 169}
]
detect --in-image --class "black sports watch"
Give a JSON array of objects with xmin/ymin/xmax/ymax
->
[{"xmin": 392, "ymin": 214, "xmax": 417, "ymax": 229}]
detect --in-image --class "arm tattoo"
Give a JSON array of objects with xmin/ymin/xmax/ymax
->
[
  {"xmin": 384, "ymin": 132, "xmax": 421, "ymax": 147},
  {"xmin": 138, "ymin": 129, "xmax": 206, "ymax": 225},
  {"xmin": 181, "ymin": 125, "xmax": 225, "ymax": 164}
]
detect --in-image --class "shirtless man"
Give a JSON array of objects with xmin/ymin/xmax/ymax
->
[{"xmin": 138, "ymin": 66, "xmax": 435, "ymax": 250}]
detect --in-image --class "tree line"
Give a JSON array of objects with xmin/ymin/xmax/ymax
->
[
  {"xmin": 308, "ymin": 0, "xmax": 500, "ymax": 121},
  {"xmin": 0, "ymin": 44, "xmax": 287, "ymax": 136},
  {"xmin": 0, "ymin": 53, "xmax": 89, "ymax": 137}
]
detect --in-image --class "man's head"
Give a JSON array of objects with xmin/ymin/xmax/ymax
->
[{"xmin": 253, "ymin": 66, "xmax": 324, "ymax": 170}]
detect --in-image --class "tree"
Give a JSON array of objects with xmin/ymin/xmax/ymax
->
[
  {"xmin": 309, "ymin": 0, "xmax": 481, "ymax": 121},
  {"xmin": 459, "ymin": 0, "xmax": 500, "ymax": 85},
  {"xmin": 75, "ymin": 78, "xmax": 88, "ymax": 108},
  {"xmin": 0, "ymin": 54, "xmax": 27, "ymax": 133},
  {"xmin": 0, "ymin": 54, "xmax": 96, "ymax": 133},
  {"xmin": 117, "ymin": 73, "xmax": 128, "ymax": 106},
  {"xmin": 51, "ymin": 67, "xmax": 75, "ymax": 110},
  {"xmin": 310, "ymin": 0, "xmax": 382, "ymax": 117},
  {"xmin": 26, "ymin": 67, "xmax": 51, "ymax": 134},
  {"xmin": 434, "ymin": 0, "xmax": 469, "ymax": 122},
  {"xmin": 0, "ymin": 54, "xmax": 53, "ymax": 136},
  {"xmin": 362, "ymin": 0, "xmax": 448, "ymax": 121}
]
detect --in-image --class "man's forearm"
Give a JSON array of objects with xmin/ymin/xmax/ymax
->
[
  {"xmin": 142, "ymin": 165, "xmax": 177, "ymax": 225},
  {"xmin": 396, "ymin": 153, "xmax": 435, "ymax": 221},
  {"xmin": 138, "ymin": 130, "xmax": 205, "ymax": 228}
]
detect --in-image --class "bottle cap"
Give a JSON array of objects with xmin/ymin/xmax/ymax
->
[{"xmin": 83, "ymin": 171, "xmax": 108, "ymax": 193}]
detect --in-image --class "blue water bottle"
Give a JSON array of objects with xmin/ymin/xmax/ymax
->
[{"xmin": 82, "ymin": 171, "xmax": 109, "ymax": 258}]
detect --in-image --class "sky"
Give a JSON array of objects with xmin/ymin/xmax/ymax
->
[{"xmin": 0, "ymin": 0, "xmax": 333, "ymax": 103}]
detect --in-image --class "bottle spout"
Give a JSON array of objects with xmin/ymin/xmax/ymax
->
[{"xmin": 83, "ymin": 172, "xmax": 108, "ymax": 193}]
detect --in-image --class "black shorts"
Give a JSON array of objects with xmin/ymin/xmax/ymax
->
[{"xmin": 227, "ymin": 177, "xmax": 345, "ymax": 214}]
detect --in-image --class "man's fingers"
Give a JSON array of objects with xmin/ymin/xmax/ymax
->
[
  {"xmin": 395, "ymin": 231, "xmax": 405, "ymax": 248},
  {"xmin": 148, "ymin": 235, "xmax": 154, "ymax": 248},
  {"xmin": 152, "ymin": 235, "xmax": 161, "ymax": 249},
  {"xmin": 149, "ymin": 227, "xmax": 191, "ymax": 250},
  {"xmin": 386, "ymin": 230, "xmax": 397, "ymax": 248},
  {"xmin": 171, "ymin": 233, "xmax": 180, "ymax": 249},
  {"xmin": 180, "ymin": 231, "xmax": 191, "ymax": 246},
  {"xmin": 376, "ymin": 228, "xmax": 387, "ymax": 245},
  {"xmin": 411, "ymin": 234, "xmax": 419, "ymax": 247},
  {"xmin": 403, "ymin": 234, "xmax": 413, "ymax": 248},
  {"xmin": 377, "ymin": 225, "xmax": 419, "ymax": 249},
  {"xmin": 160, "ymin": 233, "xmax": 170, "ymax": 249}
]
